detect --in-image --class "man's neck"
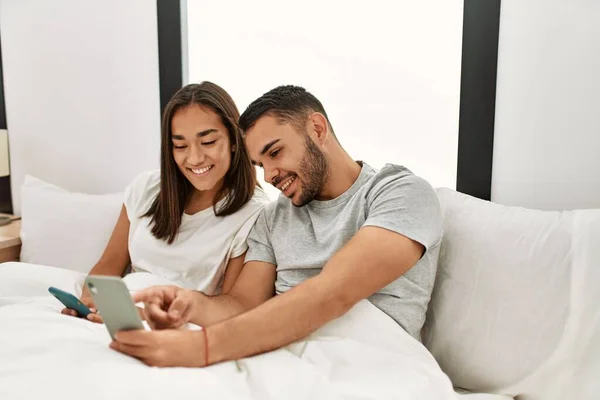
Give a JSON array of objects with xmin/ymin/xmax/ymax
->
[{"xmin": 315, "ymin": 154, "xmax": 362, "ymax": 201}]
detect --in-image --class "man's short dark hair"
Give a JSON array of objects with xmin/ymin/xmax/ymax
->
[{"xmin": 239, "ymin": 85, "xmax": 334, "ymax": 136}]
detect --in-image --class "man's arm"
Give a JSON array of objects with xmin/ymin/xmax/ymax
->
[
  {"xmin": 205, "ymin": 226, "xmax": 424, "ymax": 364},
  {"xmin": 185, "ymin": 260, "xmax": 277, "ymax": 327},
  {"xmin": 183, "ymin": 206, "xmax": 278, "ymax": 327},
  {"xmin": 137, "ymin": 206, "xmax": 278, "ymax": 329}
]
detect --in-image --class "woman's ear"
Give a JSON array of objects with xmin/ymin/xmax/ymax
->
[{"xmin": 231, "ymin": 144, "xmax": 237, "ymax": 152}]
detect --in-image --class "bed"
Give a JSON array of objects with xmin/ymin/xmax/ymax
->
[{"xmin": 5, "ymin": 176, "xmax": 599, "ymax": 399}]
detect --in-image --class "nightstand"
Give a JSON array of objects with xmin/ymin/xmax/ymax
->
[{"xmin": 0, "ymin": 214, "xmax": 21, "ymax": 263}]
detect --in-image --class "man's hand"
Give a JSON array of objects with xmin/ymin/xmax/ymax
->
[
  {"xmin": 110, "ymin": 329, "xmax": 206, "ymax": 367},
  {"xmin": 133, "ymin": 286, "xmax": 197, "ymax": 330},
  {"xmin": 60, "ymin": 295, "xmax": 104, "ymax": 323}
]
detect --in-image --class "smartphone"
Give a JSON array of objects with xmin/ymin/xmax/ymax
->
[
  {"xmin": 48, "ymin": 286, "xmax": 92, "ymax": 317},
  {"xmin": 84, "ymin": 275, "xmax": 145, "ymax": 339}
]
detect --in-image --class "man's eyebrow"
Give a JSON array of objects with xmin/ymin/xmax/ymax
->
[
  {"xmin": 171, "ymin": 129, "xmax": 218, "ymax": 140},
  {"xmin": 260, "ymin": 139, "xmax": 281, "ymax": 156},
  {"xmin": 251, "ymin": 139, "xmax": 281, "ymax": 165}
]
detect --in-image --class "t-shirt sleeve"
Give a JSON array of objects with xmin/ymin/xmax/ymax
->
[
  {"xmin": 123, "ymin": 170, "xmax": 160, "ymax": 221},
  {"xmin": 363, "ymin": 166, "xmax": 442, "ymax": 251},
  {"xmin": 244, "ymin": 207, "xmax": 277, "ymax": 265},
  {"xmin": 229, "ymin": 205, "xmax": 265, "ymax": 259}
]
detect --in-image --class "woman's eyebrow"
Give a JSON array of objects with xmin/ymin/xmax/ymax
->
[
  {"xmin": 171, "ymin": 129, "xmax": 218, "ymax": 140},
  {"xmin": 197, "ymin": 129, "xmax": 218, "ymax": 138}
]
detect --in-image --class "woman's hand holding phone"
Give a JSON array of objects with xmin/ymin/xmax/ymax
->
[{"xmin": 59, "ymin": 289, "xmax": 103, "ymax": 323}]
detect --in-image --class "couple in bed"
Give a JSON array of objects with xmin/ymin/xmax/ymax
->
[{"xmin": 66, "ymin": 82, "xmax": 442, "ymax": 368}]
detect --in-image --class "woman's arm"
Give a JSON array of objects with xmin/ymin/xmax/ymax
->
[
  {"xmin": 220, "ymin": 252, "xmax": 246, "ymax": 293},
  {"xmin": 84, "ymin": 204, "xmax": 132, "ymax": 283},
  {"xmin": 63, "ymin": 205, "xmax": 131, "ymax": 321}
]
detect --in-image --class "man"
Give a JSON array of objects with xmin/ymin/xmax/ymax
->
[{"xmin": 111, "ymin": 85, "xmax": 443, "ymax": 367}]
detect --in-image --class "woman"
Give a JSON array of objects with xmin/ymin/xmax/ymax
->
[{"xmin": 63, "ymin": 82, "xmax": 270, "ymax": 322}]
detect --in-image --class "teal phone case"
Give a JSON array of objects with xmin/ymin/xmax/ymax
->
[
  {"xmin": 48, "ymin": 286, "xmax": 91, "ymax": 317},
  {"xmin": 84, "ymin": 276, "xmax": 144, "ymax": 339}
]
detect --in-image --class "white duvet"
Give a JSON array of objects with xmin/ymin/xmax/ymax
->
[{"xmin": 0, "ymin": 263, "xmax": 508, "ymax": 400}]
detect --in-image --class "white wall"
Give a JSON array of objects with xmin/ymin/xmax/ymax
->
[
  {"xmin": 0, "ymin": 0, "xmax": 161, "ymax": 214},
  {"xmin": 492, "ymin": 0, "xmax": 600, "ymax": 210},
  {"xmin": 186, "ymin": 0, "xmax": 464, "ymax": 199}
]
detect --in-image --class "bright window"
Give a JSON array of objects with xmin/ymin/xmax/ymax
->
[{"xmin": 186, "ymin": 0, "xmax": 463, "ymax": 198}]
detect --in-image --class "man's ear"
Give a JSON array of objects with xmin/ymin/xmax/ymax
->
[{"xmin": 309, "ymin": 112, "xmax": 329, "ymax": 145}]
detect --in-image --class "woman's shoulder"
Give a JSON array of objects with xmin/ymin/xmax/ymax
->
[
  {"xmin": 124, "ymin": 169, "xmax": 161, "ymax": 215},
  {"xmin": 128, "ymin": 169, "xmax": 161, "ymax": 197},
  {"xmin": 227, "ymin": 186, "xmax": 272, "ymax": 219},
  {"xmin": 250, "ymin": 186, "xmax": 273, "ymax": 206}
]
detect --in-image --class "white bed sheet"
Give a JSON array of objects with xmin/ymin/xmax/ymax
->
[{"xmin": 0, "ymin": 262, "xmax": 511, "ymax": 400}]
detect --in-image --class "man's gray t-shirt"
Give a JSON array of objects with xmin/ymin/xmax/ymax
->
[{"xmin": 245, "ymin": 162, "xmax": 442, "ymax": 340}]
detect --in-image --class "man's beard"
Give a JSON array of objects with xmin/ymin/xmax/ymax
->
[{"xmin": 294, "ymin": 135, "xmax": 330, "ymax": 207}]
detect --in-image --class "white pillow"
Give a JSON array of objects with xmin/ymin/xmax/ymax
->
[
  {"xmin": 20, "ymin": 175, "xmax": 123, "ymax": 274},
  {"xmin": 423, "ymin": 188, "xmax": 574, "ymax": 394},
  {"xmin": 425, "ymin": 188, "xmax": 600, "ymax": 399}
]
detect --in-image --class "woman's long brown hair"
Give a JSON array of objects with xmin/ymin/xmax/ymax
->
[{"xmin": 143, "ymin": 82, "xmax": 257, "ymax": 244}]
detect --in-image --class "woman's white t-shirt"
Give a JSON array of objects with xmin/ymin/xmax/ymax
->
[{"xmin": 123, "ymin": 170, "xmax": 270, "ymax": 294}]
